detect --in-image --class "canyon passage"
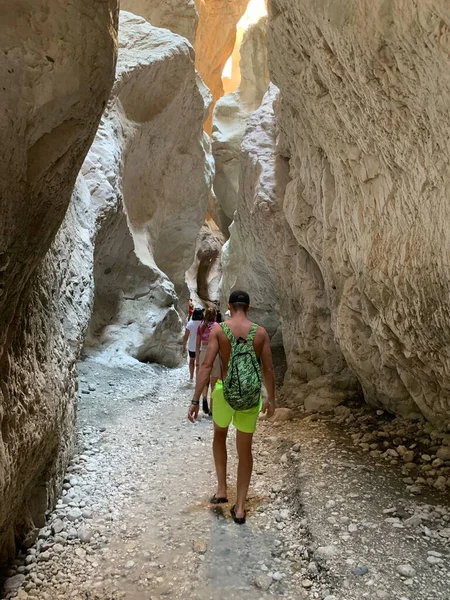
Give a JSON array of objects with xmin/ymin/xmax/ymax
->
[{"xmin": 2, "ymin": 1, "xmax": 450, "ymax": 599}]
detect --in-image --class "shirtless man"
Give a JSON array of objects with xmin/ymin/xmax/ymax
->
[{"xmin": 187, "ymin": 290, "xmax": 276, "ymax": 523}]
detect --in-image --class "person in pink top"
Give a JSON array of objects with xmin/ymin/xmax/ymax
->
[{"xmin": 196, "ymin": 307, "xmax": 221, "ymax": 415}]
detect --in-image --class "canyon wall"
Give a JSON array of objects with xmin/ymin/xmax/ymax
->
[
  {"xmin": 121, "ymin": 0, "xmax": 198, "ymax": 42},
  {"xmin": 84, "ymin": 12, "xmax": 213, "ymax": 366},
  {"xmin": 0, "ymin": 0, "xmax": 119, "ymax": 562},
  {"xmin": 222, "ymin": 86, "xmax": 357, "ymax": 411},
  {"xmin": 212, "ymin": 16, "xmax": 269, "ymax": 234},
  {"xmin": 195, "ymin": 0, "xmax": 250, "ymax": 131},
  {"xmin": 0, "ymin": 8, "xmax": 211, "ymax": 561},
  {"xmin": 226, "ymin": 0, "xmax": 450, "ymax": 422}
]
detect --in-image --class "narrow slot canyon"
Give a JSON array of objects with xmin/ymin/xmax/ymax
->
[{"xmin": 2, "ymin": 1, "xmax": 450, "ymax": 599}]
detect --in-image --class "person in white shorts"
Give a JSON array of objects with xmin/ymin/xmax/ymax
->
[{"xmin": 182, "ymin": 307, "xmax": 203, "ymax": 382}]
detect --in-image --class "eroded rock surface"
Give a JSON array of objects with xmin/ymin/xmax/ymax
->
[
  {"xmin": 0, "ymin": 7, "xmax": 212, "ymax": 563},
  {"xmin": 186, "ymin": 219, "xmax": 225, "ymax": 304},
  {"xmin": 0, "ymin": 0, "xmax": 118, "ymax": 563},
  {"xmin": 84, "ymin": 12, "xmax": 213, "ymax": 365},
  {"xmin": 121, "ymin": 0, "xmax": 198, "ymax": 42},
  {"xmin": 195, "ymin": 0, "xmax": 250, "ymax": 131},
  {"xmin": 212, "ymin": 17, "xmax": 269, "ymax": 234},
  {"xmin": 224, "ymin": 0, "xmax": 450, "ymax": 421},
  {"xmin": 266, "ymin": 0, "xmax": 450, "ymax": 421},
  {"xmin": 222, "ymin": 86, "xmax": 356, "ymax": 406}
]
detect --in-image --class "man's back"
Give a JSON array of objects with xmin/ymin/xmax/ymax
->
[{"xmin": 212, "ymin": 315, "xmax": 270, "ymax": 381}]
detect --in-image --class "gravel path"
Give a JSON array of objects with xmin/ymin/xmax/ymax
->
[
  {"xmin": 0, "ymin": 360, "xmax": 313, "ymax": 599},
  {"xmin": 2, "ymin": 359, "xmax": 450, "ymax": 600}
]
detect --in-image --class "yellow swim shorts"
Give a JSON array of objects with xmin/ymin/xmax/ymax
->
[{"xmin": 211, "ymin": 380, "xmax": 262, "ymax": 434}]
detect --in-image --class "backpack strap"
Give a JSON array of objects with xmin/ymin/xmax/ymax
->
[
  {"xmin": 220, "ymin": 322, "xmax": 237, "ymax": 348},
  {"xmin": 246, "ymin": 323, "xmax": 258, "ymax": 344},
  {"xmin": 221, "ymin": 322, "xmax": 258, "ymax": 346}
]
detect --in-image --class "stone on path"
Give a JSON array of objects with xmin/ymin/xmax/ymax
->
[
  {"xmin": 254, "ymin": 572, "xmax": 273, "ymax": 590},
  {"xmin": 78, "ymin": 524, "xmax": 92, "ymax": 543},
  {"xmin": 436, "ymin": 447, "xmax": 450, "ymax": 461},
  {"xmin": 397, "ymin": 564, "xmax": 416, "ymax": 578},
  {"xmin": 51, "ymin": 519, "xmax": 64, "ymax": 535},
  {"xmin": 352, "ymin": 565, "xmax": 369, "ymax": 576},
  {"xmin": 192, "ymin": 538, "xmax": 207, "ymax": 554},
  {"xmin": 3, "ymin": 574, "xmax": 26, "ymax": 593},
  {"xmin": 315, "ymin": 545, "xmax": 339, "ymax": 559}
]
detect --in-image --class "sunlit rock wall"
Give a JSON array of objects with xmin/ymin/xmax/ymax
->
[{"xmin": 212, "ymin": 17, "xmax": 269, "ymax": 235}]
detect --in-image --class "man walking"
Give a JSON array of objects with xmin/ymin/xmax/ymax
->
[{"xmin": 188, "ymin": 290, "xmax": 276, "ymax": 523}]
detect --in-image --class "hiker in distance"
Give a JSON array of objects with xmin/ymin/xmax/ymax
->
[{"xmin": 187, "ymin": 290, "xmax": 276, "ymax": 524}]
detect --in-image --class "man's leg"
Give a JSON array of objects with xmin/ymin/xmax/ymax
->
[
  {"xmin": 213, "ymin": 424, "xmax": 228, "ymax": 498},
  {"xmin": 189, "ymin": 357, "xmax": 195, "ymax": 380},
  {"xmin": 235, "ymin": 430, "xmax": 254, "ymax": 519},
  {"xmin": 209, "ymin": 377, "xmax": 219, "ymax": 413}
]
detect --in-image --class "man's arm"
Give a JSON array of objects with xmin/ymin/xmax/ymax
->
[
  {"xmin": 260, "ymin": 329, "xmax": 276, "ymax": 417},
  {"xmin": 188, "ymin": 328, "xmax": 220, "ymax": 422}
]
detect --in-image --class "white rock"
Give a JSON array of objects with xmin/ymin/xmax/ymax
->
[
  {"xmin": 397, "ymin": 564, "xmax": 416, "ymax": 578},
  {"xmin": 3, "ymin": 575, "xmax": 26, "ymax": 593},
  {"xmin": 254, "ymin": 572, "xmax": 272, "ymax": 590},
  {"xmin": 77, "ymin": 525, "xmax": 92, "ymax": 543},
  {"xmin": 51, "ymin": 520, "xmax": 65, "ymax": 535},
  {"xmin": 66, "ymin": 508, "xmax": 82, "ymax": 522},
  {"xmin": 82, "ymin": 12, "xmax": 213, "ymax": 368}
]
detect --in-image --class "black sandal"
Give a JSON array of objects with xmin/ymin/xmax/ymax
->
[
  {"xmin": 210, "ymin": 494, "xmax": 228, "ymax": 504},
  {"xmin": 231, "ymin": 505, "xmax": 246, "ymax": 524}
]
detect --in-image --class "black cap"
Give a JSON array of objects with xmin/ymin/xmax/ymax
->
[{"xmin": 228, "ymin": 290, "xmax": 250, "ymax": 306}]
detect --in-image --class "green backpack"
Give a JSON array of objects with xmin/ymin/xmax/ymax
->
[{"xmin": 220, "ymin": 322, "xmax": 262, "ymax": 410}]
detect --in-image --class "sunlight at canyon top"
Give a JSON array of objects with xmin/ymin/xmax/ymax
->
[{"xmin": 222, "ymin": 0, "xmax": 267, "ymax": 92}]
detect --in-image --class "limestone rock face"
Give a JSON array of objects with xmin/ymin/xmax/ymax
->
[
  {"xmin": 265, "ymin": 0, "xmax": 450, "ymax": 421},
  {"xmin": 195, "ymin": 0, "xmax": 250, "ymax": 131},
  {"xmin": 83, "ymin": 12, "xmax": 213, "ymax": 365},
  {"xmin": 186, "ymin": 220, "xmax": 225, "ymax": 305},
  {"xmin": 212, "ymin": 17, "xmax": 269, "ymax": 234},
  {"xmin": 121, "ymin": 0, "xmax": 198, "ymax": 42},
  {"xmin": 0, "ymin": 0, "xmax": 118, "ymax": 563},
  {"xmin": 0, "ymin": 8, "xmax": 212, "ymax": 562},
  {"xmin": 222, "ymin": 86, "xmax": 356, "ymax": 409}
]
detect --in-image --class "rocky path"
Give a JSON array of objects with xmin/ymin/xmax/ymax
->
[
  {"xmin": 2, "ymin": 360, "xmax": 450, "ymax": 600},
  {"xmin": 0, "ymin": 360, "xmax": 313, "ymax": 600}
]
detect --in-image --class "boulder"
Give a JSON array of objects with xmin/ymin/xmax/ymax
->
[
  {"xmin": 186, "ymin": 220, "xmax": 225, "ymax": 305},
  {"xmin": 266, "ymin": 0, "xmax": 450, "ymax": 421}
]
